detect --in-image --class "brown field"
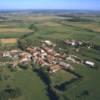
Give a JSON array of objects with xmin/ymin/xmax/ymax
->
[
  {"xmin": 68, "ymin": 22, "xmax": 100, "ymax": 32},
  {"xmin": 0, "ymin": 28, "xmax": 32, "ymax": 33},
  {"xmin": 0, "ymin": 38, "xmax": 17, "ymax": 44},
  {"xmin": 81, "ymin": 24, "xmax": 100, "ymax": 32}
]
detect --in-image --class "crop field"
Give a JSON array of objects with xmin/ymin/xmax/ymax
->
[
  {"xmin": 0, "ymin": 38, "xmax": 17, "ymax": 44},
  {"xmin": 0, "ymin": 17, "xmax": 33, "ymax": 45},
  {"xmin": 0, "ymin": 28, "xmax": 32, "ymax": 33}
]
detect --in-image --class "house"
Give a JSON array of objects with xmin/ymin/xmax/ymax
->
[
  {"xmin": 84, "ymin": 61, "xmax": 95, "ymax": 67},
  {"xmin": 55, "ymin": 53, "xmax": 66, "ymax": 59},
  {"xmin": 43, "ymin": 40, "xmax": 53, "ymax": 46},
  {"xmin": 26, "ymin": 47, "xmax": 34, "ymax": 53},
  {"xmin": 41, "ymin": 53, "xmax": 47, "ymax": 60},
  {"xmin": 26, "ymin": 47, "xmax": 38, "ymax": 54},
  {"xmin": 67, "ymin": 55, "xmax": 82, "ymax": 64},
  {"xmin": 44, "ymin": 54, "xmax": 57, "ymax": 65},
  {"xmin": 10, "ymin": 49, "xmax": 21, "ymax": 58},
  {"xmin": 3, "ymin": 51, "xmax": 12, "ymax": 58},
  {"xmin": 36, "ymin": 57, "xmax": 45, "ymax": 65},
  {"xmin": 66, "ymin": 56, "xmax": 76, "ymax": 63},
  {"xmin": 9, "ymin": 61, "xmax": 18, "ymax": 68},
  {"xmin": 64, "ymin": 40, "xmax": 83, "ymax": 47},
  {"xmin": 49, "ymin": 64, "xmax": 61, "ymax": 73},
  {"xmin": 10, "ymin": 49, "xmax": 20, "ymax": 54},
  {"xmin": 19, "ymin": 57, "xmax": 30, "ymax": 64},
  {"xmin": 19, "ymin": 59, "xmax": 29, "ymax": 69},
  {"xmin": 71, "ymin": 40, "xmax": 76, "ymax": 46},
  {"xmin": 41, "ymin": 47, "xmax": 55, "ymax": 56},
  {"xmin": 64, "ymin": 40, "xmax": 76, "ymax": 46},
  {"xmin": 59, "ymin": 61, "xmax": 74, "ymax": 70},
  {"xmin": 19, "ymin": 52, "xmax": 32, "ymax": 59},
  {"xmin": 42, "ymin": 40, "xmax": 56, "ymax": 47},
  {"xmin": 0, "ymin": 52, "xmax": 3, "ymax": 57}
]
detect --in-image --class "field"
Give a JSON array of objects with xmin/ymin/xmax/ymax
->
[
  {"xmin": 0, "ymin": 66, "xmax": 49, "ymax": 100},
  {"xmin": 64, "ymin": 64, "xmax": 100, "ymax": 100},
  {"xmin": 0, "ymin": 11, "xmax": 100, "ymax": 100},
  {"xmin": 0, "ymin": 28, "xmax": 32, "ymax": 33},
  {"xmin": 0, "ymin": 38, "xmax": 17, "ymax": 44},
  {"xmin": 50, "ymin": 70, "xmax": 76, "ymax": 85},
  {"xmin": 0, "ymin": 16, "xmax": 32, "ymax": 44}
]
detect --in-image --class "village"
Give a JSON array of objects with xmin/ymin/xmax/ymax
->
[{"xmin": 0, "ymin": 39, "xmax": 96, "ymax": 73}]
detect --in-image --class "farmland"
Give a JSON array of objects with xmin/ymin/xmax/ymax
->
[
  {"xmin": 0, "ymin": 16, "xmax": 32, "ymax": 44},
  {"xmin": 0, "ymin": 10, "xmax": 100, "ymax": 100},
  {"xmin": 0, "ymin": 38, "xmax": 17, "ymax": 44}
]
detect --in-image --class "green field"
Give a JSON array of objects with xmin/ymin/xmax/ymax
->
[
  {"xmin": 0, "ymin": 66, "xmax": 49, "ymax": 100},
  {"xmin": 64, "ymin": 64, "xmax": 100, "ymax": 100}
]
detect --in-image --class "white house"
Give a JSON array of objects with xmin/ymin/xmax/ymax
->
[
  {"xmin": 84, "ymin": 61, "xmax": 95, "ymax": 67},
  {"xmin": 3, "ymin": 51, "xmax": 12, "ymax": 58},
  {"xmin": 44, "ymin": 40, "xmax": 53, "ymax": 46}
]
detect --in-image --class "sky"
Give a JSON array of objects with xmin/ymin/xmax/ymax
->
[{"xmin": 0, "ymin": 0, "xmax": 100, "ymax": 10}]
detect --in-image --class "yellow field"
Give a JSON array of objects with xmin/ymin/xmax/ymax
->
[
  {"xmin": 0, "ymin": 28, "xmax": 32, "ymax": 33},
  {"xmin": 0, "ymin": 38, "xmax": 17, "ymax": 44}
]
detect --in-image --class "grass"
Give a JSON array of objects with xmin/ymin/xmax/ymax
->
[
  {"xmin": 0, "ymin": 33, "xmax": 27, "ymax": 38},
  {"xmin": 64, "ymin": 64, "xmax": 100, "ymax": 100},
  {"xmin": 50, "ymin": 70, "xmax": 76, "ymax": 86},
  {"xmin": 0, "ymin": 66, "xmax": 49, "ymax": 100}
]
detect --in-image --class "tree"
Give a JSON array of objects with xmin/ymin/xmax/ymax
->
[
  {"xmin": 29, "ymin": 24, "xmax": 38, "ymax": 32},
  {"xmin": 19, "ymin": 62, "xmax": 29, "ymax": 69},
  {"xmin": 0, "ymin": 85, "xmax": 22, "ymax": 100},
  {"xmin": 17, "ymin": 39, "xmax": 28, "ymax": 50}
]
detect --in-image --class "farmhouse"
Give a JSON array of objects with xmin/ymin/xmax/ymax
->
[
  {"xmin": 44, "ymin": 40, "xmax": 53, "ymax": 46},
  {"xmin": 3, "ymin": 51, "xmax": 12, "ymax": 58},
  {"xmin": 19, "ymin": 57, "xmax": 29, "ymax": 63},
  {"xmin": 19, "ymin": 52, "xmax": 32, "ymax": 59},
  {"xmin": 49, "ymin": 64, "xmax": 61, "ymax": 73},
  {"xmin": 59, "ymin": 61, "xmax": 74, "ymax": 71},
  {"xmin": 10, "ymin": 49, "xmax": 21, "ymax": 54},
  {"xmin": 66, "ymin": 55, "xmax": 76, "ymax": 63},
  {"xmin": 10, "ymin": 49, "xmax": 21, "ymax": 58},
  {"xmin": 64, "ymin": 40, "xmax": 83, "ymax": 47},
  {"xmin": 64, "ymin": 40, "xmax": 76, "ymax": 46},
  {"xmin": 41, "ymin": 46, "xmax": 55, "ymax": 56},
  {"xmin": 84, "ymin": 61, "xmax": 95, "ymax": 67},
  {"xmin": 26, "ymin": 47, "xmax": 35, "ymax": 54},
  {"xmin": 66, "ymin": 55, "xmax": 82, "ymax": 64}
]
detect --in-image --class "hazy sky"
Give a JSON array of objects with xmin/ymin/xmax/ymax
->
[{"xmin": 0, "ymin": 0, "xmax": 100, "ymax": 10}]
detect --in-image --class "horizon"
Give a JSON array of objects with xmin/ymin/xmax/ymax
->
[
  {"xmin": 0, "ymin": 0, "xmax": 100, "ymax": 11},
  {"xmin": 0, "ymin": 9, "xmax": 100, "ymax": 11}
]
